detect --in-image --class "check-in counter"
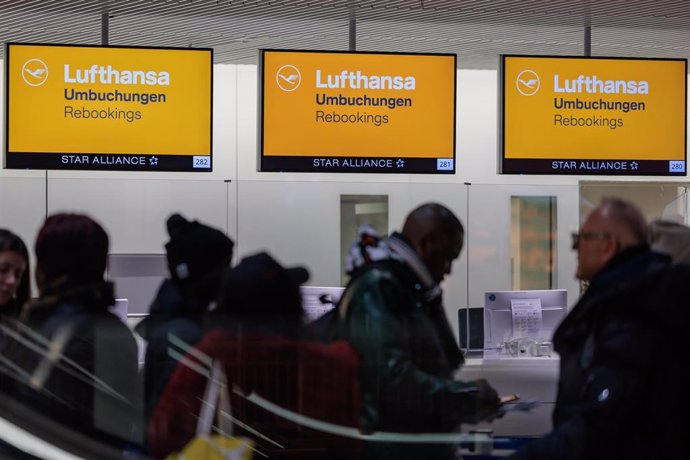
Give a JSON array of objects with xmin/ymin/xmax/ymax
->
[{"xmin": 456, "ymin": 356, "xmax": 559, "ymax": 437}]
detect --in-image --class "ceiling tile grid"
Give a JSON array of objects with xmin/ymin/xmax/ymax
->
[{"xmin": 1, "ymin": 1, "xmax": 690, "ymax": 68}]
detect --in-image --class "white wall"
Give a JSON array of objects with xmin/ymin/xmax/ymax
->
[{"xmin": 1, "ymin": 62, "xmax": 687, "ymax": 341}]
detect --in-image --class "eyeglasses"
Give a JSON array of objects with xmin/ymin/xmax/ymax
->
[{"xmin": 571, "ymin": 231, "xmax": 611, "ymax": 250}]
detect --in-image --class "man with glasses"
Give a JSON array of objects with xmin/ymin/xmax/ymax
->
[
  {"xmin": 570, "ymin": 197, "xmax": 648, "ymax": 281},
  {"xmin": 513, "ymin": 197, "xmax": 688, "ymax": 459}
]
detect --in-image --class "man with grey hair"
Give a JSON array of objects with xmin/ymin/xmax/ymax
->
[
  {"xmin": 512, "ymin": 197, "xmax": 689, "ymax": 459},
  {"xmin": 573, "ymin": 197, "xmax": 649, "ymax": 281}
]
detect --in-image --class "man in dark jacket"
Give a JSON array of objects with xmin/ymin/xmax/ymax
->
[
  {"xmin": 512, "ymin": 197, "xmax": 690, "ymax": 459},
  {"xmin": 340, "ymin": 203, "xmax": 500, "ymax": 460},
  {"xmin": 135, "ymin": 214, "xmax": 233, "ymax": 424}
]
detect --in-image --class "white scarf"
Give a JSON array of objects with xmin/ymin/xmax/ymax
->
[{"xmin": 345, "ymin": 226, "xmax": 442, "ymax": 302}]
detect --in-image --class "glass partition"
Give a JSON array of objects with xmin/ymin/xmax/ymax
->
[
  {"xmin": 340, "ymin": 195, "xmax": 389, "ymax": 285},
  {"xmin": 466, "ymin": 184, "xmax": 579, "ymax": 314},
  {"xmin": 511, "ymin": 196, "xmax": 557, "ymax": 290},
  {"xmin": 579, "ymin": 181, "xmax": 689, "ymax": 225},
  {"xmin": 3, "ymin": 173, "xmax": 689, "ymax": 457},
  {"xmin": 0, "ymin": 175, "xmax": 48, "ymax": 296},
  {"xmin": 44, "ymin": 177, "xmax": 231, "ymax": 254},
  {"xmin": 9, "ymin": 177, "xmax": 687, "ymax": 335}
]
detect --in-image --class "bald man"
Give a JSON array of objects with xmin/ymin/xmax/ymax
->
[
  {"xmin": 512, "ymin": 197, "xmax": 690, "ymax": 459},
  {"xmin": 340, "ymin": 203, "xmax": 500, "ymax": 460}
]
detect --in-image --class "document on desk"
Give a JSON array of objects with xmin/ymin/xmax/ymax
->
[
  {"xmin": 501, "ymin": 399, "xmax": 540, "ymax": 413},
  {"xmin": 510, "ymin": 298, "xmax": 543, "ymax": 338}
]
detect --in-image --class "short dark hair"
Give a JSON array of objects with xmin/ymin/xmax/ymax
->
[
  {"xmin": 0, "ymin": 228, "xmax": 31, "ymax": 308},
  {"xmin": 35, "ymin": 214, "xmax": 109, "ymax": 284},
  {"xmin": 402, "ymin": 203, "xmax": 464, "ymax": 240}
]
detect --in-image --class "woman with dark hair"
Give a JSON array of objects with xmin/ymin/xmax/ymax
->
[
  {"xmin": 6, "ymin": 213, "xmax": 142, "ymax": 448},
  {"xmin": 0, "ymin": 228, "xmax": 30, "ymax": 321},
  {"xmin": 0, "ymin": 229, "xmax": 31, "ymax": 362}
]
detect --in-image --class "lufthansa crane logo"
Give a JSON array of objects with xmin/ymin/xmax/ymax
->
[
  {"xmin": 22, "ymin": 59, "xmax": 49, "ymax": 86},
  {"xmin": 276, "ymin": 65, "xmax": 301, "ymax": 92},
  {"xmin": 516, "ymin": 69, "xmax": 540, "ymax": 96}
]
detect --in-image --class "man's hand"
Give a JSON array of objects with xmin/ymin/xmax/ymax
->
[{"xmin": 464, "ymin": 378, "xmax": 502, "ymax": 423}]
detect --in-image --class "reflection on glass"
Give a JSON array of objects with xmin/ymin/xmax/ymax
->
[
  {"xmin": 510, "ymin": 196, "xmax": 557, "ymax": 290},
  {"xmin": 579, "ymin": 181, "xmax": 689, "ymax": 225}
]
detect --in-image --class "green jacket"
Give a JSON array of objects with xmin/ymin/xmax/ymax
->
[{"xmin": 341, "ymin": 259, "xmax": 482, "ymax": 459}]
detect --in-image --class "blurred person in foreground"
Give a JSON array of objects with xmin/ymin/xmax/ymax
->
[
  {"xmin": 149, "ymin": 252, "xmax": 360, "ymax": 459},
  {"xmin": 512, "ymin": 197, "xmax": 690, "ymax": 459},
  {"xmin": 6, "ymin": 213, "xmax": 141, "ymax": 446},
  {"xmin": 0, "ymin": 229, "xmax": 31, "ymax": 337},
  {"xmin": 649, "ymin": 218, "xmax": 690, "ymax": 264},
  {"xmin": 333, "ymin": 203, "xmax": 500, "ymax": 460},
  {"xmin": 135, "ymin": 213, "xmax": 234, "ymax": 424}
]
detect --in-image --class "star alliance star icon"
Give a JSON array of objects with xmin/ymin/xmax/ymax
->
[
  {"xmin": 631, "ymin": 161, "xmax": 638, "ymax": 170},
  {"xmin": 149, "ymin": 156, "xmax": 159, "ymax": 166},
  {"xmin": 396, "ymin": 159, "xmax": 405, "ymax": 168}
]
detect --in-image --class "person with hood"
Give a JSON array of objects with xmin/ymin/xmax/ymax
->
[
  {"xmin": 135, "ymin": 213, "xmax": 234, "ymax": 424},
  {"xmin": 5, "ymin": 213, "xmax": 141, "ymax": 446}
]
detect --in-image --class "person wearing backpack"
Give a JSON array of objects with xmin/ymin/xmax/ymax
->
[{"xmin": 333, "ymin": 203, "xmax": 500, "ymax": 460}]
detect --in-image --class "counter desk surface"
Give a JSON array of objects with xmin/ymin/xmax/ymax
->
[{"xmin": 457, "ymin": 355, "xmax": 560, "ymax": 437}]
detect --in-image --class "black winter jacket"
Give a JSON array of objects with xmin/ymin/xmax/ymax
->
[
  {"xmin": 512, "ymin": 247, "xmax": 690, "ymax": 460},
  {"xmin": 341, "ymin": 239, "xmax": 493, "ymax": 460},
  {"xmin": 135, "ymin": 279, "xmax": 205, "ymax": 423},
  {"xmin": 6, "ymin": 281, "xmax": 141, "ymax": 446}
]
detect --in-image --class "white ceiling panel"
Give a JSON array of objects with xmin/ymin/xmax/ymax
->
[{"xmin": 0, "ymin": 0, "xmax": 689, "ymax": 68}]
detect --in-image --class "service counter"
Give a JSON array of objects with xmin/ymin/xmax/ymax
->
[{"xmin": 456, "ymin": 355, "xmax": 560, "ymax": 437}]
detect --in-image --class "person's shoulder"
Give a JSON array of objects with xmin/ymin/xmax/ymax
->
[
  {"xmin": 349, "ymin": 259, "xmax": 412, "ymax": 286},
  {"xmin": 147, "ymin": 279, "xmax": 186, "ymax": 314},
  {"xmin": 32, "ymin": 301, "xmax": 87, "ymax": 332},
  {"xmin": 342, "ymin": 261, "xmax": 419, "ymax": 320},
  {"xmin": 344, "ymin": 261, "xmax": 414, "ymax": 303},
  {"xmin": 586, "ymin": 258, "xmax": 686, "ymax": 326},
  {"xmin": 668, "ymin": 260, "xmax": 690, "ymax": 279},
  {"xmin": 650, "ymin": 262, "xmax": 690, "ymax": 311}
]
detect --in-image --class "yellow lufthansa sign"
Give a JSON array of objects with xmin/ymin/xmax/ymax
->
[
  {"xmin": 502, "ymin": 56, "xmax": 687, "ymax": 175},
  {"xmin": 260, "ymin": 50, "xmax": 456, "ymax": 173},
  {"xmin": 5, "ymin": 43, "xmax": 212, "ymax": 171}
]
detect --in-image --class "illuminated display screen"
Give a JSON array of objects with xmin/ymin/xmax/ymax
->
[
  {"xmin": 260, "ymin": 49, "xmax": 456, "ymax": 174},
  {"xmin": 501, "ymin": 55, "xmax": 687, "ymax": 176},
  {"xmin": 5, "ymin": 43, "xmax": 212, "ymax": 171}
]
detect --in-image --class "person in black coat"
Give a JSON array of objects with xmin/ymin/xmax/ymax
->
[
  {"xmin": 5, "ymin": 213, "xmax": 142, "ymax": 447},
  {"xmin": 512, "ymin": 197, "xmax": 690, "ymax": 460},
  {"xmin": 336, "ymin": 204, "xmax": 500, "ymax": 460},
  {"xmin": 135, "ymin": 213, "xmax": 233, "ymax": 424}
]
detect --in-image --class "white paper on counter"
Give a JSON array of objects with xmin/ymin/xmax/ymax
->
[{"xmin": 510, "ymin": 298, "xmax": 543, "ymax": 338}]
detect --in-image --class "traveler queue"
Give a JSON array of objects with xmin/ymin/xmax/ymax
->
[{"xmin": 0, "ymin": 199, "xmax": 688, "ymax": 459}]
